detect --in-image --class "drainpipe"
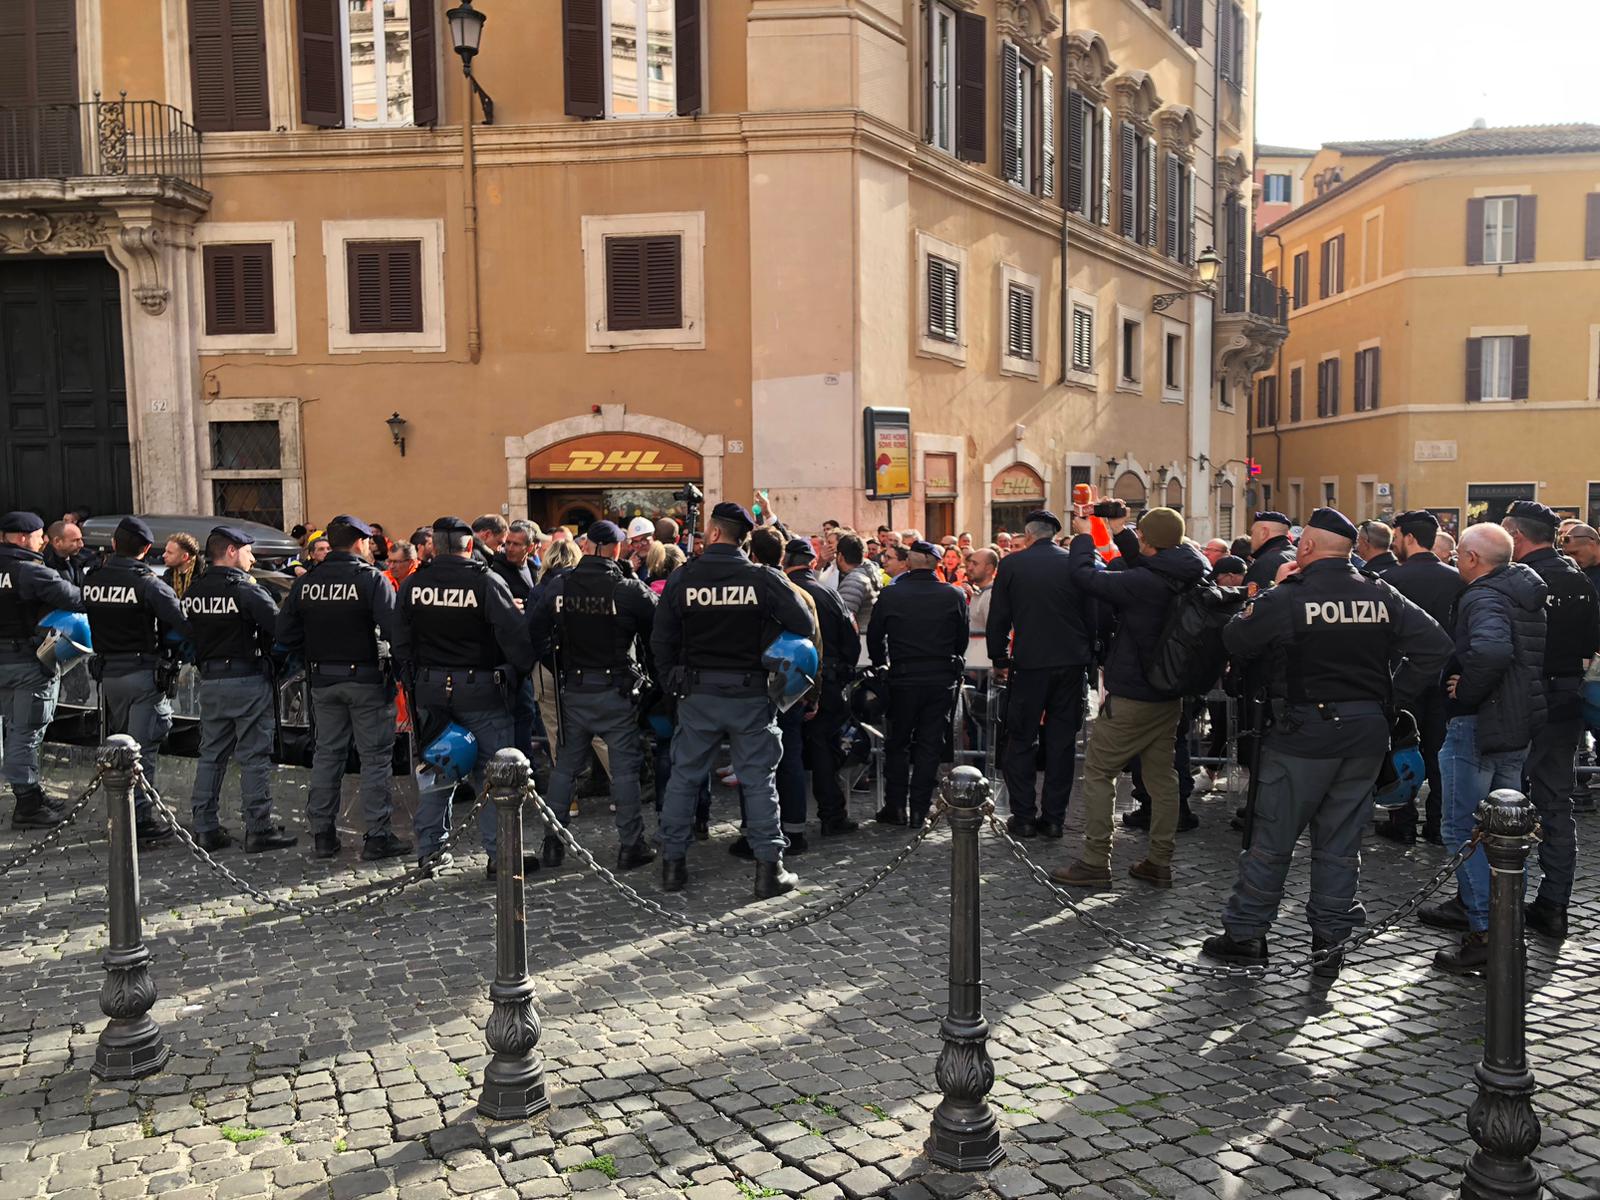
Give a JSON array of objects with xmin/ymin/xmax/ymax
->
[
  {"xmin": 463, "ymin": 70, "xmax": 483, "ymax": 364},
  {"xmin": 1058, "ymin": 0, "xmax": 1070, "ymax": 388},
  {"xmin": 1264, "ymin": 229, "xmax": 1286, "ymax": 501}
]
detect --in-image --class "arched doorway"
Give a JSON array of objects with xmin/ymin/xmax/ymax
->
[
  {"xmin": 990, "ymin": 463, "xmax": 1047, "ymax": 541},
  {"xmin": 1113, "ymin": 471, "xmax": 1148, "ymax": 516},
  {"xmin": 525, "ymin": 432, "xmax": 704, "ymax": 534}
]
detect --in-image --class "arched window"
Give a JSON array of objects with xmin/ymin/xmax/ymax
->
[
  {"xmin": 1165, "ymin": 478, "xmax": 1184, "ymax": 512},
  {"xmin": 1113, "ymin": 471, "xmax": 1148, "ymax": 515},
  {"xmin": 1217, "ymin": 480, "xmax": 1236, "ymax": 540}
]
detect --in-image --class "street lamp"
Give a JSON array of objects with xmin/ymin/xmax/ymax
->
[
  {"xmin": 386, "ymin": 412, "xmax": 408, "ymax": 457},
  {"xmin": 1152, "ymin": 245, "xmax": 1223, "ymax": 312},
  {"xmin": 447, "ymin": 0, "xmax": 495, "ymax": 123}
]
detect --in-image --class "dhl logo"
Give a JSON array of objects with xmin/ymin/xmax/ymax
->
[{"xmin": 548, "ymin": 450, "xmax": 684, "ymax": 474}]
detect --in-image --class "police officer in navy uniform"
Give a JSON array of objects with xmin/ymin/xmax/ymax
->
[
  {"xmin": 83, "ymin": 516, "xmax": 191, "ymax": 841},
  {"xmin": 866, "ymin": 539, "xmax": 969, "ymax": 828},
  {"xmin": 1244, "ymin": 511, "xmax": 1297, "ymax": 593},
  {"xmin": 275, "ymin": 515, "xmax": 411, "ymax": 861},
  {"xmin": 394, "ymin": 515, "xmax": 539, "ymax": 879},
  {"xmin": 0, "ymin": 511, "xmax": 83, "ymax": 829},
  {"xmin": 783, "ymin": 535, "xmax": 861, "ymax": 837},
  {"xmin": 1200, "ymin": 508, "xmax": 1451, "ymax": 976},
  {"xmin": 985, "ymin": 509, "xmax": 1094, "ymax": 840},
  {"xmin": 528, "ymin": 519, "xmax": 657, "ymax": 871},
  {"xmin": 652, "ymin": 501, "xmax": 813, "ymax": 897},
  {"xmin": 181, "ymin": 526, "xmax": 296, "ymax": 852},
  {"xmin": 1375, "ymin": 509, "xmax": 1465, "ymax": 844}
]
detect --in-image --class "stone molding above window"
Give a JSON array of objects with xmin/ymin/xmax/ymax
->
[
  {"xmin": 1108, "ymin": 70, "xmax": 1161, "ymax": 134},
  {"xmin": 1154, "ymin": 104, "xmax": 1202, "ymax": 162},
  {"xmin": 1065, "ymin": 29, "xmax": 1116, "ymax": 101},
  {"xmin": 995, "ymin": 0, "xmax": 1061, "ymax": 58},
  {"xmin": 1216, "ymin": 147, "xmax": 1251, "ymax": 194}
]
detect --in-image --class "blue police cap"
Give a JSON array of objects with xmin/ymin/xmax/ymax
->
[
  {"xmin": 909, "ymin": 539, "xmax": 940, "ymax": 557},
  {"xmin": 1506, "ymin": 500, "xmax": 1559, "ymax": 536},
  {"xmin": 1307, "ymin": 507, "xmax": 1359, "ymax": 542},
  {"xmin": 586, "ymin": 520, "xmax": 623, "ymax": 546},
  {"xmin": 432, "ymin": 515, "xmax": 472, "ymax": 536},
  {"xmin": 1025, "ymin": 509, "xmax": 1062, "ymax": 533},
  {"xmin": 116, "ymin": 516, "xmax": 155, "ymax": 546},
  {"xmin": 209, "ymin": 525, "xmax": 256, "ymax": 548},
  {"xmin": 711, "ymin": 502, "xmax": 755, "ymax": 534},
  {"xmin": 328, "ymin": 514, "xmax": 374, "ymax": 538},
  {"xmin": 0, "ymin": 511, "xmax": 44, "ymax": 534},
  {"xmin": 783, "ymin": 536, "xmax": 815, "ymax": 564},
  {"xmin": 1253, "ymin": 511, "xmax": 1292, "ymax": 527},
  {"xmin": 1214, "ymin": 555, "xmax": 1248, "ymax": 576},
  {"xmin": 1394, "ymin": 509, "xmax": 1439, "ymax": 538}
]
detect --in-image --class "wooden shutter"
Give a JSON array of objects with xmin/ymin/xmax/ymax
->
[
  {"xmin": 1512, "ymin": 335, "xmax": 1530, "ymax": 400},
  {"xmin": 1064, "ymin": 90, "xmax": 1086, "ymax": 213},
  {"xmin": 347, "ymin": 241, "xmax": 423, "ymax": 334},
  {"xmin": 411, "ymin": 0, "xmax": 438, "ymax": 126},
  {"xmin": 1465, "ymin": 338, "xmax": 1482, "ymax": 402},
  {"xmin": 1164, "ymin": 152, "xmax": 1181, "ymax": 258},
  {"xmin": 922, "ymin": 1, "xmax": 935, "ymax": 142},
  {"xmin": 1330, "ymin": 357, "xmax": 1340, "ymax": 413},
  {"xmin": 297, "ymin": 0, "xmax": 343, "ymax": 126},
  {"xmin": 1226, "ymin": 196, "xmax": 1247, "ymax": 309},
  {"xmin": 203, "ymin": 244, "xmax": 275, "ymax": 335},
  {"xmin": 605, "ymin": 235, "xmax": 683, "ymax": 331},
  {"xmin": 1117, "ymin": 121, "xmax": 1136, "ymax": 238},
  {"xmin": 1144, "ymin": 138, "xmax": 1158, "ymax": 247},
  {"xmin": 1465, "ymin": 197, "xmax": 1485, "ymax": 266},
  {"xmin": 1368, "ymin": 349, "xmax": 1380, "ymax": 410},
  {"xmin": 955, "ymin": 11, "xmax": 986, "ymax": 164},
  {"xmin": 189, "ymin": 0, "xmax": 270, "ymax": 132},
  {"xmin": 1219, "ymin": 1, "xmax": 1234, "ymax": 81},
  {"xmin": 1039, "ymin": 66, "xmax": 1055, "ymax": 199},
  {"xmin": 1289, "ymin": 367, "xmax": 1302, "ymax": 421},
  {"xmin": 999, "ymin": 41, "xmax": 1022, "ymax": 185},
  {"xmin": 1354, "ymin": 347, "xmax": 1367, "ymax": 411},
  {"xmin": 1586, "ymin": 194, "xmax": 1600, "ymax": 260},
  {"xmin": 563, "ymin": 0, "xmax": 605, "ymax": 118},
  {"xmin": 1515, "ymin": 195, "xmax": 1537, "ymax": 263},
  {"xmin": 1006, "ymin": 284, "xmax": 1033, "ymax": 359},
  {"xmin": 1099, "ymin": 106, "xmax": 1113, "ymax": 226},
  {"xmin": 1184, "ymin": 0, "xmax": 1203, "ymax": 47},
  {"xmin": 676, "ymin": 0, "xmax": 702, "ymax": 116},
  {"xmin": 1072, "ymin": 307, "xmax": 1092, "ymax": 369},
  {"xmin": 1184, "ymin": 164, "xmax": 1196, "ymax": 261},
  {"xmin": 1335, "ymin": 234, "xmax": 1345, "ymax": 292}
]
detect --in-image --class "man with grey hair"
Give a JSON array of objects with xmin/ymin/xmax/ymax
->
[
  {"xmin": 1421, "ymin": 520, "xmax": 1548, "ymax": 972},
  {"xmin": 1434, "ymin": 530, "xmax": 1457, "ymax": 564},
  {"xmin": 1356, "ymin": 520, "xmax": 1397, "ymax": 575}
]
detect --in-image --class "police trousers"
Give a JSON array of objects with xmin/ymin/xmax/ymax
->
[
  {"xmin": 412, "ymin": 672, "xmax": 512, "ymax": 860},
  {"xmin": 660, "ymin": 691, "xmax": 783, "ymax": 862},
  {"xmin": 885, "ymin": 680, "xmax": 957, "ymax": 820},
  {"xmin": 1524, "ymin": 713, "xmax": 1580, "ymax": 909},
  {"xmin": 190, "ymin": 674, "xmax": 276, "ymax": 835},
  {"xmin": 1002, "ymin": 666, "xmax": 1086, "ymax": 824},
  {"xmin": 534, "ymin": 665, "xmax": 609, "ymax": 781},
  {"xmin": 800, "ymin": 680, "xmax": 849, "ymax": 825},
  {"xmin": 101, "ymin": 668, "xmax": 172, "ymax": 816},
  {"xmin": 0, "ymin": 659, "xmax": 58, "ymax": 793},
  {"xmin": 546, "ymin": 686, "xmax": 645, "ymax": 847},
  {"xmin": 307, "ymin": 681, "xmax": 396, "ymax": 838},
  {"xmin": 1221, "ymin": 745, "xmax": 1385, "ymax": 941}
]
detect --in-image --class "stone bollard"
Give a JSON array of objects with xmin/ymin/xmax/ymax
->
[
  {"xmin": 926, "ymin": 766, "xmax": 1003, "ymax": 1171},
  {"xmin": 93, "ymin": 735, "xmax": 170, "ymax": 1080},
  {"xmin": 1461, "ymin": 788, "xmax": 1543, "ymax": 1200},
  {"xmin": 477, "ymin": 749, "xmax": 550, "ymax": 1120}
]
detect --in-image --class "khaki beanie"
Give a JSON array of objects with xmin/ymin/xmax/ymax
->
[{"xmin": 1137, "ymin": 506, "xmax": 1185, "ymax": 550}]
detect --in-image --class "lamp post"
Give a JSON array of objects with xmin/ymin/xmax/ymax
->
[
  {"xmin": 1152, "ymin": 246, "xmax": 1222, "ymax": 312},
  {"xmin": 386, "ymin": 412, "xmax": 408, "ymax": 457},
  {"xmin": 447, "ymin": 1, "xmax": 494, "ymax": 123},
  {"xmin": 448, "ymin": 0, "xmax": 491, "ymax": 363}
]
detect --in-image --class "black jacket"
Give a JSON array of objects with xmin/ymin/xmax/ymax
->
[
  {"xmin": 0, "ymin": 544, "xmax": 83, "ymax": 662},
  {"xmin": 985, "ymin": 538, "xmax": 1094, "ymax": 669},
  {"xmin": 488, "ymin": 551, "xmax": 537, "ymax": 602},
  {"xmin": 1068, "ymin": 534, "xmax": 1209, "ymax": 701},
  {"xmin": 42, "ymin": 546, "xmax": 87, "ymax": 588},
  {"xmin": 651, "ymin": 543, "xmax": 812, "ymax": 675},
  {"xmin": 1446, "ymin": 562, "xmax": 1547, "ymax": 754},
  {"xmin": 527, "ymin": 555, "xmax": 657, "ymax": 671},
  {"xmin": 393, "ymin": 553, "xmax": 535, "ymax": 675},
  {"xmin": 1362, "ymin": 550, "xmax": 1398, "ymax": 576},
  {"xmin": 1384, "ymin": 551, "xmax": 1465, "ymax": 629},
  {"xmin": 1584, "ymin": 563, "xmax": 1600, "ymax": 596},
  {"xmin": 1516, "ymin": 547, "xmax": 1599, "ymax": 680},
  {"xmin": 866, "ymin": 569, "xmax": 968, "ymax": 683},
  {"xmin": 1245, "ymin": 534, "xmax": 1296, "ymax": 592},
  {"xmin": 788, "ymin": 567, "xmax": 860, "ymax": 675}
]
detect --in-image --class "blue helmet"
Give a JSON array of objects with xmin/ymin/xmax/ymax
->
[
  {"xmin": 1582, "ymin": 679, "xmax": 1600, "ymax": 728},
  {"xmin": 35, "ymin": 610, "xmax": 93, "ymax": 670},
  {"xmin": 762, "ymin": 632, "xmax": 819, "ymax": 712},
  {"xmin": 1373, "ymin": 709, "xmax": 1424, "ymax": 811},
  {"xmin": 647, "ymin": 712, "xmax": 674, "ymax": 740},
  {"xmin": 421, "ymin": 722, "xmax": 478, "ymax": 783}
]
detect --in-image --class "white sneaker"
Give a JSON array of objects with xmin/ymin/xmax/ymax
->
[{"xmin": 1190, "ymin": 769, "xmax": 1214, "ymax": 795}]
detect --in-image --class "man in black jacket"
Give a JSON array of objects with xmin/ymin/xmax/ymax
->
[
  {"xmin": 1355, "ymin": 520, "xmax": 1398, "ymax": 576},
  {"xmin": 1420, "ymin": 522, "xmax": 1548, "ymax": 973},
  {"xmin": 784, "ymin": 536, "xmax": 860, "ymax": 837},
  {"xmin": 490, "ymin": 519, "xmax": 542, "ymax": 763},
  {"xmin": 1244, "ymin": 511, "xmax": 1296, "ymax": 593},
  {"xmin": 985, "ymin": 509, "xmax": 1094, "ymax": 840},
  {"xmin": 1503, "ymin": 501, "xmax": 1598, "ymax": 941},
  {"xmin": 866, "ymin": 540, "xmax": 968, "ymax": 828},
  {"xmin": 1376, "ymin": 510, "xmax": 1465, "ymax": 844}
]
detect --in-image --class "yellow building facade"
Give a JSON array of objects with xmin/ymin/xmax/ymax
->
[
  {"xmin": 0, "ymin": 0, "xmax": 1276, "ymax": 540},
  {"xmin": 1254, "ymin": 127, "xmax": 1600, "ymax": 537}
]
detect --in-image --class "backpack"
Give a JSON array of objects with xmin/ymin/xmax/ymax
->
[{"xmin": 1146, "ymin": 580, "xmax": 1247, "ymax": 698}]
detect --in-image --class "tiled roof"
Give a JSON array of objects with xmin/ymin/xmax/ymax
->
[
  {"xmin": 1255, "ymin": 144, "xmax": 1316, "ymax": 157},
  {"xmin": 1320, "ymin": 138, "xmax": 1429, "ymax": 155}
]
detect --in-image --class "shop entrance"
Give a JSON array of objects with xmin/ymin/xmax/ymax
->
[
  {"xmin": 990, "ymin": 463, "xmax": 1046, "ymax": 541},
  {"xmin": 527, "ymin": 433, "xmax": 702, "ymax": 534}
]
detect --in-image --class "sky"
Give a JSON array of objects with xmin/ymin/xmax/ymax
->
[{"xmin": 1255, "ymin": 0, "xmax": 1600, "ymax": 150}]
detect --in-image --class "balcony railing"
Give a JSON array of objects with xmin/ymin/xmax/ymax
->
[
  {"xmin": 0, "ymin": 94, "xmax": 203, "ymax": 190},
  {"xmin": 1222, "ymin": 271, "xmax": 1287, "ymax": 324}
]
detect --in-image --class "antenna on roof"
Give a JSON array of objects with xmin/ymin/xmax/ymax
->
[{"xmin": 1471, "ymin": 117, "xmax": 1487, "ymax": 130}]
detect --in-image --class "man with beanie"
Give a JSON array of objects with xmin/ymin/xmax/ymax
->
[{"xmin": 1053, "ymin": 507, "xmax": 1207, "ymax": 890}]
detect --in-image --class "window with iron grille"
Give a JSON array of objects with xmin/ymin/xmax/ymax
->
[
  {"xmin": 210, "ymin": 420, "xmax": 282, "ymax": 471},
  {"xmin": 605, "ymin": 235, "xmax": 683, "ymax": 331},
  {"xmin": 203, "ymin": 243, "xmax": 275, "ymax": 335},
  {"xmin": 1005, "ymin": 282, "xmax": 1034, "ymax": 361},
  {"xmin": 346, "ymin": 240, "xmax": 423, "ymax": 333},
  {"xmin": 927, "ymin": 255, "xmax": 960, "ymax": 343},
  {"xmin": 213, "ymin": 479, "xmax": 284, "ymax": 530}
]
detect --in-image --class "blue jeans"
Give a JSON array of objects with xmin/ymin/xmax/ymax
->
[{"xmin": 1442, "ymin": 716, "xmax": 1528, "ymax": 932}]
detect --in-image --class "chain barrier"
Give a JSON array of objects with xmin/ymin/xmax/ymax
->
[
  {"xmin": 0, "ymin": 769, "xmax": 107, "ymax": 879},
  {"xmin": 524, "ymin": 783, "xmax": 945, "ymax": 938},
  {"xmin": 133, "ymin": 770, "xmax": 489, "ymax": 917},
  {"xmin": 985, "ymin": 807, "xmax": 1483, "ymax": 979}
]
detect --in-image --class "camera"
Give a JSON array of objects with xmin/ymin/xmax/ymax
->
[
  {"xmin": 673, "ymin": 482, "xmax": 703, "ymax": 506},
  {"xmin": 1093, "ymin": 499, "xmax": 1128, "ymax": 519}
]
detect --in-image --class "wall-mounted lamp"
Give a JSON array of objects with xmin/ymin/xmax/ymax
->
[
  {"xmin": 447, "ymin": 0, "xmax": 496, "ymax": 123},
  {"xmin": 386, "ymin": 412, "xmax": 408, "ymax": 457},
  {"xmin": 1155, "ymin": 465, "xmax": 1170, "ymax": 489},
  {"xmin": 1152, "ymin": 246, "xmax": 1223, "ymax": 312}
]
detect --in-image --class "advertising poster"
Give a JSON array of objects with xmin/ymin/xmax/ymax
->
[{"xmin": 863, "ymin": 408, "xmax": 911, "ymax": 500}]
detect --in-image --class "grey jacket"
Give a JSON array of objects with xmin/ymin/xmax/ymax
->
[{"xmin": 836, "ymin": 563, "xmax": 880, "ymax": 631}]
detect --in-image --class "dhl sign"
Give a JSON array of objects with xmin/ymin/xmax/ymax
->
[{"xmin": 527, "ymin": 434, "xmax": 702, "ymax": 484}]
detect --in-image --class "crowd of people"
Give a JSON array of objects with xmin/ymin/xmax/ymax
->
[{"xmin": 1, "ymin": 494, "xmax": 1594, "ymax": 975}]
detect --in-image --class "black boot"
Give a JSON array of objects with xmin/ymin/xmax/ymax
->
[
  {"xmin": 314, "ymin": 831, "xmax": 343, "ymax": 859},
  {"xmin": 754, "ymin": 859, "xmax": 798, "ymax": 899},
  {"xmin": 135, "ymin": 814, "xmax": 173, "ymax": 844},
  {"xmin": 1120, "ymin": 806, "xmax": 1151, "ymax": 831},
  {"xmin": 10, "ymin": 787, "xmax": 64, "ymax": 830},
  {"xmin": 785, "ymin": 832, "xmax": 809, "ymax": 856},
  {"xmin": 1376, "ymin": 817, "xmax": 1417, "ymax": 845},
  {"xmin": 1037, "ymin": 820, "xmax": 1064, "ymax": 839},
  {"xmin": 727, "ymin": 835, "xmax": 755, "ymax": 859},
  {"xmin": 875, "ymin": 806, "xmax": 908, "ymax": 827},
  {"xmin": 1200, "ymin": 930, "xmax": 1268, "ymax": 966},
  {"xmin": 541, "ymin": 833, "xmax": 566, "ymax": 869},
  {"xmin": 692, "ymin": 818, "xmax": 710, "ymax": 842},
  {"xmin": 819, "ymin": 816, "xmax": 859, "ymax": 836},
  {"xmin": 485, "ymin": 854, "xmax": 542, "ymax": 881},
  {"xmin": 244, "ymin": 826, "xmax": 298, "ymax": 853},
  {"xmin": 1177, "ymin": 804, "xmax": 1200, "ymax": 833},
  {"xmin": 360, "ymin": 832, "xmax": 410, "ymax": 861},
  {"xmin": 1421, "ymin": 821, "xmax": 1445, "ymax": 846},
  {"xmin": 1434, "ymin": 930, "xmax": 1489, "ymax": 974},
  {"xmin": 616, "ymin": 839, "xmax": 656, "ymax": 871},
  {"xmin": 200, "ymin": 827, "xmax": 235, "ymax": 852},
  {"xmin": 1005, "ymin": 815, "xmax": 1038, "ymax": 839},
  {"xmin": 662, "ymin": 857, "xmax": 688, "ymax": 892},
  {"xmin": 1524, "ymin": 898, "xmax": 1568, "ymax": 941},
  {"xmin": 1310, "ymin": 934, "xmax": 1345, "ymax": 979},
  {"xmin": 1419, "ymin": 895, "xmax": 1471, "ymax": 931}
]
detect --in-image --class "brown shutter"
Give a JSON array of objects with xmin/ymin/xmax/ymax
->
[
  {"xmin": 1465, "ymin": 338, "xmax": 1482, "ymax": 402},
  {"xmin": 675, "ymin": 0, "xmax": 702, "ymax": 116},
  {"xmin": 1465, "ymin": 197, "xmax": 1485, "ymax": 265},
  {"xmin": 1515, "ymin": 195, "xmax": 1537, "ymax": 263},
  {"xmin": 1335, "ymin": 234, "xmax": 1345, "ymax": 293},
  {"xmin": 191, "ymin": 0, "xmax": 270, "ymax": 133},
  {"xmin": 411, "ymin": 0, "xmax": 438, "ymax": 125},
  {"xmin": 1290, "ymin": 367, "xmax": 1302, "ymax": 421},
  {"xmin": 643, "ymin": 237, "xmax": 682, "ymax": 327},
  {"xmin": 1164, "ymin": 152, "xmax": 1181, "ymax": 258},
  {"xmin": 999, "ymin": 41, "xmax": 1021, "ymax": 185},
  {"xmin": 297, "ymin": 0, "xmax": 343, "ymax": 127},
  {"xmin": 604, "ymin": 236, "xmax": 682, "ymax": 331},
  {"xmin": 1586, "ymin": 194, "xmax": 1600, "ymax": 260},
  {"xmin": 1368, "ymin": 348, "xmax": 1380, "ymax": 409},
  {"xmin": 954, "ymin": 11, "xmax": 986, "ymax": 164},
  {"xmin": 1353, "ymin": 347, "xmax": 1366, "ymax": 412},
  {"xmin": 1218, "ymin": 1, "xmax": 1234, "ymax": 82},
  {"xmin": 1184, "ymin": 0, "xmax": 1203, "ymax": 47},
  {"xmin": 1064, "ymin": 90, "xmax": 1086, "ymax": 213},
  {"xmin": 563, "ymin": 0, "xmax": 605, "ymax": 118},
  {"xmin": 204, "ymin": 243, "xmax": 275, "ymax": 335},
  {"xmin": 1117, "ymin": 121, "xmax": 1136, "ymax": 238},
  {"xmin": 347, "ymin": 241, "xmax": 422, "ymax": 333},
  {"xmin": 1512, "ymin": 335, "xmax": 1530, "ymax": 399}
]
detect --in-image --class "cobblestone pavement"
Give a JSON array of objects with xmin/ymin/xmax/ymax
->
[{"xmin": 2, "ymin": 744, "xmax": 1597, "ymax": 1200}]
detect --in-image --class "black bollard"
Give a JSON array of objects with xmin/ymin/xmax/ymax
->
[
  {"xmin": 93, "ymin": 735, "xmax": 169, "ymax": 1080},
  {"xmin": 477, "ymin": 748, "xmax": 550, "ymax": 1120},
  {"xmin": 1461, "ymin": 788, "xmax": 1542, "ymax": 1200},
  {"xmin": 926, "ymin": 766, "xmax": 1003, "ymax": 1171}
]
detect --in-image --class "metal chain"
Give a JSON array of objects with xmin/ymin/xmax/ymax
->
[
  {"xmin": 524, "ymin": 783, "xmax": 945, "ymax": 938},
  {"xmin": 985, "ymin": 809, "xmax": 1481, "ymax": 979},
  {"xmin": 0, "ymin": 769, "xmax": 107, "ymax": 878},
  {"xmin": 133, "ymin": 770, "xmax": 488, "ymax": 917}
]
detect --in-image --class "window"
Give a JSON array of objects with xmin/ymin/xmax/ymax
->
[
  {"xmin": 1288, "ymin": 481, "xmax": 1303, "ymax": 522},
  {"xmin": 1291, "ymin": 251, "xmax": 1308, "ymax": 308},
  {"xmin": 297, "ymin": 0, "xmax": 438, "ymax": 128},
  {"xmin": 1065, "ymin": 91, "xmax": 1108, "ymax": 220},
  {"xmin": 1482, "ymin": 196, "xmax": 1518, "ymax": 265},
  {"xmin": 1118, "ymin": 123, "xmax": 1155, "ymax": 243},
  {"xmin": 1586, "ymin": 194, "xmax": 1600, "ymax": 261},
  {"xmin": 1468, "ymin": 335, "xmax": 1530, "ymax": 403},
  {"xmin": 1354, "ymin": 346, "xmax": 1380, "ymax": 412},
  {"xmin": 323, "ymin": 218, "xmax": 445, "ymax": 352},
  {"xmin": 1164, "ymin": 331, "xmax": 1184, "ymax": 394},
  {"xmin": 1289, "ymin": 365, "xmax": 1303, "ymax": 422},
  {"xmin": 203, "ymin": 244, "xmax": 274, "ymax": 336},
  {"xmin": 583, "ymin": 211, "xmax": 705, "ymax": 352},
  {"xmin": 928, "ymin": 2, "xmax": 958, "ymax": 154},
  {"xmin": 1319, "ymin": 235, "xmax": 1345, "ymax": 299},
  {"xmin": 1217, "ymin": 481, "xmax": 1235, "ymax": 540},
  {"xmin": 1467, "ymin": 194, "xmax": 1536, "ymax": 266},
  {"xmin": 927, "ymin": 255, "xmax": 960, "ymax": 343},
  {"xmin": 1070, "ymin": 304, "xmax": 1094, "ymax": 374},
  {"xmin": 1316, "ymin": 356, "xmax": 1340, "ymax": 417},
  {"xmin": 1323, "ymin": 480, "xmax": 1337, "ymax": 508},
  {"xmin": 210, "ymin": 420, "xmax": 285, "ymax": 528},
  {"xmin": 1219, "ymin": 2, "xmax": 1245, "ymax": 86},
  {"xmin": 1000, "ymin": 266, "xmax": 1040, "ymax": 379},
  {"xmin": 1169, "ymin": 0, "xmax": 1203, "ymax": 46},
  {"xmin": 923, "ymin": 4, "xmax": 985, "ymax": 161},
  {"xmin": 1262, "ymin": 173, "xmax": 1291, "ymax": 204},
  {"xmin": 917, "ymin": 232, "xmax": 968, "ymax": 364},
  {"xmin": 1255, "ymin": 375, "xmax": 1278, "ymax": 426},
  {"xmin": 189, "ymin": 0, "xmax": 269, "ymax": 131},
  {"xmin": 605, "ymin": 236, "xmax": 683, "ymax": 332},
  {"xmin": 346, "ymin": 240, "xmax": 423, "ymax": 334},
  {"xmin": 563, "ymin": 0, "xmax": 704, "ymax": 119},
  {"xmin": 1119, "ymin": 316, "xmax": 1142, "ymax": 385},
  {"xmin": 999, "ymin": 45, "xmax": 1052, "ymax": 197}
]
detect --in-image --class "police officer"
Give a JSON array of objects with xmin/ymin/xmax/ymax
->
[
  {"xmin": 651, "ymin": 502, "xmax": 813, "ymax": 897},
  {"xmin": 1244, "ymin": 511, "xmax": 1296, "ymax": 592},
  {"xmin": 528, "ymin": 519, "xmax": 657, "ymax": 871},
  {"xmin": 0, "ymin": 512, "xmax": 83, "ymax": 828},
  {"xmin": 1375, "ymin": 510, "xmax": 1465, "ymax": 844},
  {"xmin": 1201, "ymin": 508, "xmax": 1451, "ymax": 976},
  {"xmin": 394, "ymin": 515, "xmax": 538, "ymax": 879},
  {"xmin": 985, "ymin": 509, "xmax": 1094, "ymax": 840},
  {"xmin": 1503, "ymin": 499, "xmax": 1600, "ymax": 941},
  {"xmin": 783, "ymin": 535, "xmax": 860, "ymax": 838},
  {"xmin": 83, "ymin": 516, "xmax": 190, "ymax": 841},
  {"xmin": 275, "ymin": 515, "xmax": 411, "ymax": 861},
  {"xmin": 181, "ymin": 527, "xmax": 296, "ymax": 852},
  {"xmin": 866, "ymin": 540, "xmax": 969, "ymax": 828}
]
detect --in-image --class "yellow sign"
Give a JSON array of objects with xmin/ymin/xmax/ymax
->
[
  {"xmin": 863, "ymin": 408, "xmax": 911, "ymax": 500},
  {"xmin": 527, "ymin": 434, "xmax": 701, "ymax": 483},
  {"xmin": 924, "ymin": 452, "xmax": 957, "ymax": 497},
  {"xmin": 991, "ymin": 464, "xmax": 1045, "ymax": 502}
]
